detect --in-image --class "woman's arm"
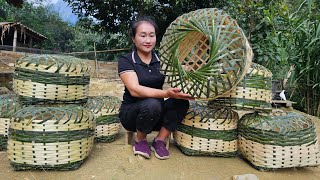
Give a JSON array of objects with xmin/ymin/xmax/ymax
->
[{"xmin": 120, "ymin": 72, "xmax": 194, "ymax": 100}]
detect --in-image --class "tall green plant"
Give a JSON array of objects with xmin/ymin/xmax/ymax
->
[{"xmin": 287, "ymin": 0, "xmax": 320, "ymax": 116}]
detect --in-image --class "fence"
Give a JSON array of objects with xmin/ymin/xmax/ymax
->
[{"xmin": 0, "ymin": 45, "xmax": 131, "ymax": 79}]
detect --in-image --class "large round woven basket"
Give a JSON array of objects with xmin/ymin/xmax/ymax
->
[
  {"xmin": 238, "ymin": 112, "xmax": 320, "ymax": 170},
  {"xmin": 7, "ymin": 105, "xmax": 95, "ymax": 170},
  {"xmin": 86, "ymin": 96, "xmax": 121, "ymax": 143},
  {"xmin": 174, "ymin": 101, "xmax": 238, "ymax": 157},
  {"xmin": 160, "ymin": 8, "xmax": 252, "ymax": 100},
  {"xmin": 13, "ymin": 54, "xmax": 91, "ymax": 105},
  {"xmin": 210, "ymin": 63, "xmax": 272, "ymax": 112},
  {"xmin": 0, "ymin": 94, "xmax": 22, "ymax": 150}
]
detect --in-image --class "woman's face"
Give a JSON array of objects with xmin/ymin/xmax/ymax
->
[{"xmin": 132, "ymin": 21, "xmax": 156, "ymax": 55}]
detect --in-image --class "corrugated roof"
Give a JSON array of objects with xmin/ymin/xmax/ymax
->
[{"xmin": 0, "ymin": 22, "xmax": 47, "ymax": 40}]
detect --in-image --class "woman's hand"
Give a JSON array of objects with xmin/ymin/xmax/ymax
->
[{"xmin": 166, "ymin": 88, "xmax": 195, "ymax": 100}]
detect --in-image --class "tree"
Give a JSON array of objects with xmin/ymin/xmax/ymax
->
[
  {"xmin": 64, "ymin": 0, "xmax": 228, "ymax": 44},
  {"xmin": 0, "ymin": 0, "xmax": 75, "ymax": 52}
]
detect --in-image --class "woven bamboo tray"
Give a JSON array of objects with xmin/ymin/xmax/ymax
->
[
  {"xmin": 7, "ymin": 105, "xmax": 95, "ymax": 170},
  {"xmin": 210, "ymin": 63, "xmax": 272, "ymax": 112},
  {"xmin": 86, "ymin": 96, "xmax": 121, "ymax": 142},
  {"xmin": 13, "ymin": 54, "xmax": 91, "ymax": 105},
  {"xmin": 238, "ymin": 112, "xmax": 320, "ymax": 170},
  {"xmin": 160, "ymin": 8, "xmax": 252, "ymax": 100},
  {"xmin": 174, "ymin": 101, "xmax": 238, "ymax": 157},
  {"xmin": 0, "ymin": 94, "xmax": 22, "ymax": 150}
]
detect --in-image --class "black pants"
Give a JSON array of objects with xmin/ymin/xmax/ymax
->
[{"xmin": 119, "ymin": 98, "xmax": 189, "ymax": 134}]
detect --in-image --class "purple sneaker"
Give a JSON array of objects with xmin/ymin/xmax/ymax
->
[
  {"xmin": 133, "ymin": 140, "xmax": 151, "ymax": 159},
  {"xmin": 151, "ymin": 139, "xmax": 169, "ymax": 160}
]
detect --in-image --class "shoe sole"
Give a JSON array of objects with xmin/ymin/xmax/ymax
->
[
  {"xmin": 133, "ymin": 146, "xmax": 150, "ymax": 159},
  {"xmin": 151, "ymin": 146, "xmax": 169, "ymax": 160}
]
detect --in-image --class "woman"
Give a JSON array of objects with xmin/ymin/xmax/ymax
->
[{"xmin": 118, "ymin": 16, "xmax": 193, "ymax": 160}]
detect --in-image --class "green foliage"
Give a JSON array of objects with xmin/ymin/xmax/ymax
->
[
  {"xmin": 0, "ymin": 0, "xmax": 74, "ymax": 52},
  {"xmin": 64, "ymin": 0, "xmax": 228, "ymax": 46}
]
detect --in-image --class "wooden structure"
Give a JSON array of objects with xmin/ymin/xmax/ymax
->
[{"xmin": 0, "ymin": 22, "xmax": 47, "ymax": 51}]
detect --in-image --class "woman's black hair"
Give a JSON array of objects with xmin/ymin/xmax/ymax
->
[{"xmin": 130, "ymin": 16, "xmax": 159, "ymax": 38}]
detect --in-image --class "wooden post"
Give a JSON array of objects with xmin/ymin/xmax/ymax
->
[
  {"xmin": 29, "ymin": 37, "xmax": 33, "ymax": 48},
  {"xmin": 94, "ymin": 42, "xmax": 99, "ymax": 77},
  {"xmin": 13, "ymin": 28, "xmax": 17, "ymax": 52}
]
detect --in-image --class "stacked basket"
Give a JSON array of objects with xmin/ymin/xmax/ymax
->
[
  {"xmin": 13, "ymin": 55, "xmax": 91, "ymax": 105},
  {"xmin": 174, "ymin": 101, "xmax": 238, "ymax": 157},
  {"xmin": 0, "ymin": 94, "xmax": 22, "ymax": 150},
  {"xmin": 7, "ymin": 54, "xmax": 94, "ymax": 170},
  {"xmin": 238, "ymin": 112, "xmax": 320, "ymax": 170},
  {"xmin": 210, "ymin": 63, "xmax": 273, "ymax": 113},
  {"xmin": 162, "ymin": 8, "xmax": 253, "ymax": 157},
  {"xmin": 86, "ymin": 96, "xmax": 121, "ymax": 142},
  {"xmin": 7, "ymin": 106, "xmax": 95, "ymax": 170}
]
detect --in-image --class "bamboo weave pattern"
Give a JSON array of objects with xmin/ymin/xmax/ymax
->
[
  {"xmin": 7, "ymin": 105, "xmax": 95, "ymax": 170},
  {"xmin": 0, "ymin": 94, "xmax": 22, "ymax": 150},
  {"xmin": 174, "ymin": 101, "xmax": 238, "ymax": 157},
  {"xmin": 210, "ymin": 63, "xmax": 272, "ymax": 112},
  {"xmin": 160, "ymin": 8, "xmax": 252, "ymax": 99},
  {"xmin": 238, "ymin": 112, "xmax": 320, "ymax": 170},
  {"xmin": 86, "ymin": 96, "xmax": 121, "ymax": 142},
  {"xmin": 13, "ymin": 55, "xmax": 91, "ymax": 105}
]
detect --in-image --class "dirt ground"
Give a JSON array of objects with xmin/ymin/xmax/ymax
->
[{"xmin": 1, "ymin": 80, "xmax": 320, "ymax": 180}]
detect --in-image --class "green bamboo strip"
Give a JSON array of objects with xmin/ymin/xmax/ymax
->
[
  {"xmin": 9, "ymin": 129, "xmax": 94, "ymax": 143},
  {"xmin": 176, "ymin": 124, "xmax": 237, "ymax": 141},
  {"xmin": 14, "ymin": 68, "xmax": 90, "ymax": 86},
  {"xmin": 0, "ymin": 136, "xmax": 7, "ymax": 150},
  {"xmin": 177, "ymin": 145, "xmax": 237, "ymax": 157},
  {"xmin": 18, "ymin": 96, "xmax": 88, "ymax": 105},
  {"xmin": 96, "ymin": 115, "xmax": 119, "ymax": 126},
  {"xmin": 95, "ymin": 135, "xmax": 117, "ymax": 143},
  {"xmin": 11, "ymin": 160, "xmax": 84, "ymax": 171},
  {"xmin": 211, "ymin": 97, "xmax": 272, "ymax": 111}
]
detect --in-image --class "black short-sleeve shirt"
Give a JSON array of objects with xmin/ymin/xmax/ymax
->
[{"xmin": 118, "ymin": 51, "xmax": 165, "ymax": 104}]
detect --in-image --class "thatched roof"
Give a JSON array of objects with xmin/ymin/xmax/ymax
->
[{"xmin": 0, "ymin": 22, "xmax": 47, "ymax": 44}]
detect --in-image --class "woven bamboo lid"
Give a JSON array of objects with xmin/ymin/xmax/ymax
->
[
  {"xmin": 0, "ymin": 94, "xmax": 22, "ymax": 118},
  {"xmin": 160, "ymin": 8, "xmax": 252, "ymax": 99},
  {"xmin": 11, "ymin": 105, "xmax": 95, "ymax": 126},
  {"xmin": 86, "ymin": 96, "xmax": 121, "ymax": 116},
  {"xmin": 15, "ymin": 54, "xmax": 91, "ymax": 76},
  {"xmin": 240, "ymin": 112, "xmax": 313, "ymax": 133}
]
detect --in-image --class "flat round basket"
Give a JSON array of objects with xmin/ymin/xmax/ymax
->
[
  {"xmin": 238, "ymin": 112, "xmax": 320, "ymax": 170},
  {"xmin": 86, "ymin": 96, "xmax": 121, "ymax": 143},
  {"xmin": 160, "ymin": 8, "xmax": 252, "ymax": 99},
  {"xmin": 7, "ymin": 105, "xmax": 95, "ymax": 170},
  {"xmin": 13, "ymin": 54, "xmax": 91, "ymax": 105},
  {"xmin": 0, "ymin": 94, "xmax": 22, "ymax": 150},
  {"xmin": 174, "ymin": 101, "xmax": 238, "ymax": 157},
  {"xmin": 210, "ymin": 63, "xmax": 272, "ymax": 112}
]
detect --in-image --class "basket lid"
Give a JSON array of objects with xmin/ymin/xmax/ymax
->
[
  {"xmin": 11, "ymin": 105, "xmax": 94, "ymax": 124},
  {"xmin": 15, "ymin": 54, "xmax": 91, "ymax": 76},
  {"xmin": 240, "ymin": 112, "xmax": 314, "ymax": 133},
  {"xmin": 160, "ymin": 8, "xmax": 252, "ymax": 99},
  {"xmin": 0, "ymin": 94, "xmax": 22, "ymax": 118},
  {"xmin": 85, "ymin": 96, "xmax": 121, "ymax": 114}
]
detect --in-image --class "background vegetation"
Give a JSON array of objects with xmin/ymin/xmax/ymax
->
[{"xmin": 1, "ymin": 0, "xmax": 320, "ymax": 116}]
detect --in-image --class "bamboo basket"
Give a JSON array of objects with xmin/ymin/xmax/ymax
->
[
  {"xmin": 210, "ymin": 63, "xmax": 272, "ymax": 112},
  {"xmin": 13, "ymin": 54, "xmax": 91, "ymax": 105},
  {"xmin": 0, "ymin": 94, "xmax": 22, "ymax": 150},
  {"xmin": 160, "ymin": 8, "xmax": 252, "ymax": 100},
  {"xmin": 86, "ymin": 96, "xmax": 121, "ymax": 143},
  {"xmin": 174, "ymin": 101, "xmax": 238, "ymax": 157},
  {"xmin": 238, "ymin": 112, "xmax": 320, "ymax": 170},
  {"xmin": 7, "ymin": 105, "xmax": 95, "ymax": 170}
]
